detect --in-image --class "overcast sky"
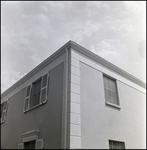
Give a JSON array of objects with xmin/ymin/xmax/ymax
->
[{"xmin": 1, "ymin": 1, "xmax": 146, "ymax": 93}]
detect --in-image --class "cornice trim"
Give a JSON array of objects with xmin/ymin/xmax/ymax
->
[
  {"xmin": 1, "ymin": 40, "xmax": 145, "ymax": 99},
  {"xmin": 69, "ymin": 41, "xmax": 146, "ymax": 88},
  {"xmin": 1, "ymin": 41, "xmax": 72, "ymax": 98}
]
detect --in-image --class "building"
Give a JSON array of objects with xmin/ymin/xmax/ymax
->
[{"xmin": 1, "ymin": 41, "xmax": 146, "ymax": 149}]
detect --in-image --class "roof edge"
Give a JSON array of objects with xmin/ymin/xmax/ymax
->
[
  {"xmin": 1, "ymin": 40, "xmax": 146, "ymax": 98},
  {"xmin": 70, "ymin": 41, "xmax": 146, "ymax": 88},
  {"xmin": 1, "ymin": 40, "xmax": 72, "ymax": 98}
]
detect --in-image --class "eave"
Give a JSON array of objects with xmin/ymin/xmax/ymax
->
[{"xmin": 1, "ymin": 40, "xmax": 146, "ymax": 99}]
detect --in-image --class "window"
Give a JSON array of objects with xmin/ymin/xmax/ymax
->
[
  {"xmin": 24, "ymin": 141, "xmax": 35, "ymax": 149},
  {"xmin": 109, "ymin": 140, "xmax": 125, "ymax": 149},
  {"xmin": 24, "ymin": 73, "xmax": 49, "ymax": 112},
  {"xmin": 18, "ymin": 130, "xmax": 44, "ymax": 149},
  {"xmin": 1, "ymin": 100, "xmax": 9, "ymax": 123},
  {"xmin": 18, "ymin": 139, "xmax": 44, "ymax": 149},
  {"xmin": 103, "ymin": 75, "xmax": 119, "ymax": 106},
  {"xmin": 30, "ymin": 78, "xmax": 42, "ymax": 108}
]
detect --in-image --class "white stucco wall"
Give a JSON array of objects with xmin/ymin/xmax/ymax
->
[
  {"xmin": 80, "ymin": 62, "xmax": 146, "ymax": 149},
  {"xmin": 70, "ymin": 48, "xmax": 146, "ymax": 149}
]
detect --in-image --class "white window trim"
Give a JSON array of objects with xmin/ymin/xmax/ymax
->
[
  {"xmin": 23, "ymin": 72, "xmax": 49, "ymax": 113},
  {"xmin": 18, "ymin": 130, "xmax": 44, "ymax": 149},
  {"xmin": 103, "ymin": 74, "xmax": 120, "ymax": 107},
  {"xmin": 35, "ymin": 139, "xmax": 44, "ymax": 149},
  {"xmin": 105, "ymin": 101, "xmax": 121, "ymax": 109},
  {"xmin": 31, "ymin": 77, "xmax": 42, "ymax": 107},
  {"xmin": 21, "ymin": 130, "xmax": 39, "ymax": 143},
  {"xmin": 18, "ymin": 143, "xmax": 24, "ymax": 149}
]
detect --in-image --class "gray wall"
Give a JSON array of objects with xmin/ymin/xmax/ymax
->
[
  {"xmin": 1, "ymin": 62, "xmax": 64, "ymax": 149},
  {"xmin": 80, "ymin": 62, "xmax": 146, "ymax": 149}
]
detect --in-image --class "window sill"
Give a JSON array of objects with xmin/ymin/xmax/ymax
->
[
  {"xmin": 24, "ymin": 104, "xmax": 41, "ymax": 113},
  {"xmin": 24, "ymin": 101, "xmax": 47, "ymax": 113},
  {"xmin": 105, "ymin": 102, "xmax": 121, "ymax": 109}
]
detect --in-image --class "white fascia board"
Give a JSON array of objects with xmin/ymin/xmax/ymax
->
[
  {"xmin": 70, "ymin": 41, "xmax": 146, "ymax": 89},
  {"xmin": 1, "ymin": 41, "xmax": 72, "ymax": 99},
  {"xmin": 1, "ymin": 40, "xmax": 146, "ymax": 99}
]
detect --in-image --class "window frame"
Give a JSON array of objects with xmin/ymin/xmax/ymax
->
[
  {"xmin": 18, "ymin": 139, "xmax": 44, "ymax": 149},
  {"xmin": 18, "ymin": 130, "xmax": 44, "ymax": 149},
  {"xmin": 103, "ymin": 74, "xmax": 120, "ymax": 109},
  {"xmin": 30, "ymin": 77, "xmax": 42, "ymax": 109},
  {"xmin": 24, "ymin": 140, "xmax": 36, "ymax": 149},
  {"xmin": 23, "ymin": 72, "xmax": 49, "ymax": 113}
]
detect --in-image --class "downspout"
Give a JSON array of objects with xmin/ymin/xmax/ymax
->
[{"xmin": 64, "ymin": 47, "xmax": 68, "ymax": 149}]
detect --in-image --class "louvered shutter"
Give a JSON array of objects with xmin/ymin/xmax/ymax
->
[
  {"xmin": 18, "ymin": 143, "xmax": 24, "ymax": 149},
  {"xmin": 40, "ymin": 73, "xmax": 49, "ymax": 104},
  {"xmin": 35, "ymin": 139, "xmax": 44, "ymax": 149},
  {"xmin": 104, "ymin": 76, "xmax": 119, "ymax": 105},
  {"xmin": 24, "ymin": 84, "xmax": 32, "ymax": 112},
  {"xmin": 109, "ymin": 140, "xmax": 125, "ymax": 149},
  {"xmin": 1, "ymin": 100, "xmax": 9, "ymax": 123}
]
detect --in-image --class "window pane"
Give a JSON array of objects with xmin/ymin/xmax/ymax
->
[
  {"xmin": 30, "ymin": 79, "xmax": 42, "ymax": 108},
  {"xmin": 26, "ymin": 85, "xmax": 31, "ymax": 97},
  {"xmin": 32, "ymin": 80, "xmax": 41, "ymax": 95},
  {"xmin": 104, "ymin": 76, "xmax": 119, "ymax": 105},
  {"xmin": 30, "ymin": 93, "xmax": 40, "ymax": 108},
  {"xmin": 41, "ymin": 88, "xmax": 47, "ymax": 103},
  {"xmin": 107, "ymin": 78, "xmax": 112, "ymax": 90},
  {"xmin": 111, "ymin": 92, "xmax": 118, "ymax": 105},
  {"xmin": 24, "ymin": 141, "xmax": 35, "ymax": 149},
  {"xmin": 36, "ymin": 80, "xmax": 41, "ymax": 92},
  {"xmin": 107, "ymin": 90, "xmax": 112, "ymax": 98},
  {"xmin": 42, "ymin": 74, "xmax": 47, "ymax": 88},
  {"xmin": 110, "ymin": 80, "xmax": 116, "ymax": 92},
  {"xmin": 104, "ymin": 76, "xmax": 107, "ymax": 87},
  {"xmin": 109, "ymin": 140, "xmax": 125, "ymax": 149},
  {"xmin": 109, "ymin": 141, "xmax": 113, "ymax": 149}
]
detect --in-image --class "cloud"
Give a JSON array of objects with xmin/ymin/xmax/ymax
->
[
  {"xmin": 138, "ymin": 40, "xmax": 146, "ymax": 59},
  {"xmin": 47, "ymin": 1, "xmax": 65, "ymax": 9},
  {"xmin": 41, "ymin": 5, "xmax": 48, "ymax": 12},
  {"xmin": 1, "ymin": 69, "xmax": 26, "ymax": 93},
  {"xmin": 89, "ymin": 39, "xmax": 145, "ymax": 81},
  {"xmin": 66, "ymin": 21, "xmax": 102, "ymax": 43},
  {"xmin": 1, "ymin": 1, "xmax": 146, "ymax": 93},
  {"xmin": 92, "ymin": 39, "xmax": 128, "ymax": 57},
  {"xmin": 129, "ymin": 61, "xmax": 146, "ymax": 82},
  {"xmin": 123, "ymin": 1, "xmax": 145, "ymax": 14},
  {"xmin": 31, "ymin": 55, "xmax": 41, "ymax": 64}
]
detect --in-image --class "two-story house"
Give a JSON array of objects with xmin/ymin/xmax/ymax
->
[{"xmin": 1, "ymin": 41, "xmax": 146, "ymax": 149}]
